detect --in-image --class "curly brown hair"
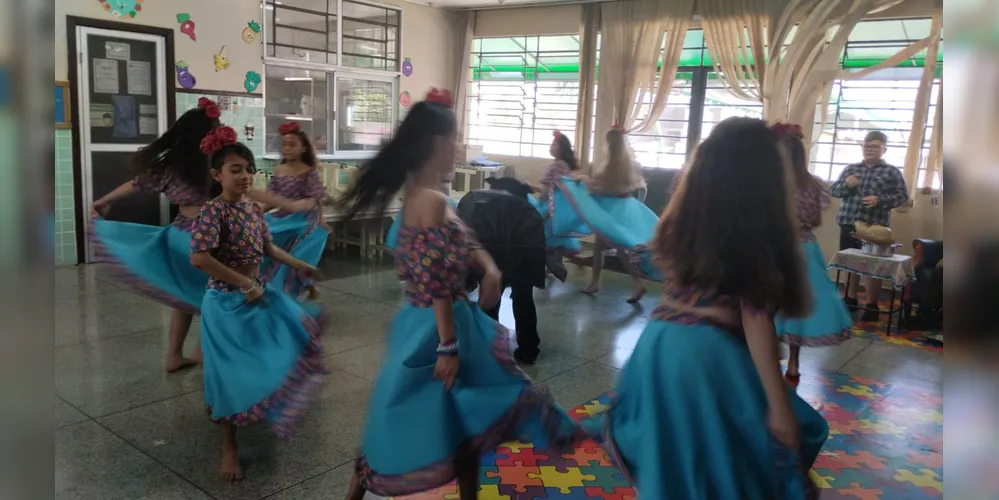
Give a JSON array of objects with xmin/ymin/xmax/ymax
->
[{"xmin": 652, "ymin": 116, "xmax": 810, "ymax": 317}]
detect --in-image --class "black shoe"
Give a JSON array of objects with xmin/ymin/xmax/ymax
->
[
  {"xmin": 861, "ymin": 303, "xmax": 881, "ymax": 322},
  {"xmin": 844, "ymin": 297, "xmax": 859, "ymax": 312},
  {"xmin": 514, "ymin": 348, "xmax": 538, "ymax": 365}
]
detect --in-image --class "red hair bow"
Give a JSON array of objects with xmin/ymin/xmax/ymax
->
[
  {"xmin": 611, "ymin": 124, "xmax": 626, "ymax": 133},
  {"xmin": 553, "ymin": 129, "xmax": 561, "ymax": 138},
  {"xmin": 425, "ymin": 88, "xmax": 454, "ymax": 108},
  {"xmin": 278, "ymin": 121, "xmax": 301, "ymax": 135},
  {"xmin": 771, "ymin": 122, "xmax": 803, "ymax": 139},
  {"xmin": 197, "ymin": 97, "xmax": 221, "ymax": 119},
  {"xmin": 200, "ymin": 126, "xmax": 239, "ymax": 155}
]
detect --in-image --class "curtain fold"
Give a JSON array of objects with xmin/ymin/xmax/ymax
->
[
  {"xmin": 901, "ymin": 9, "xmax": 941, "ymax": 197},
  {"xmin": 452, "ymin": 12, "xmax": 476, "ymax": 142},
  {"xmin": 574, "ymin": 4, "xmax": 600, "ymax": 170},
  {"xmin": 593, "ymin": 0, "xmax": 693, "ymax": 166}
]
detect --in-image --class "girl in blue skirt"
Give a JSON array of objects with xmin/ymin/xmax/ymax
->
[
  {"xmin": 529, "ymin": 131, "xmax": 589, "ymax": 258},
  {"xmin": 772, "ymin": 123, "xmax": 853, "ymax": 384},
  {"xmin": 569, "ymin": 126, "xmax": 657, "ymax": 301},
  {"xmin": 250, "ymin": 121, "xmax": 330, "ymax": 299},
  {"xmin": 189, "ymin": 127, "xmax": 326, "ymax": 482},
  {"xmin": 594, "ymin": 117, "xmax": 829, "ymax": 499},
  {"xmin": 337, "ymin": 89, "xmax": 584, "ymax": 499},
  {"xmin": 90, "ymin": 97, "xmax": 221, "ymax": 372}
]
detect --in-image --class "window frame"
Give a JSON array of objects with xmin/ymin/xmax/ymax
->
[{"xmin": 261, "ymin": 0, "xmax": 402, "ymax": 160}]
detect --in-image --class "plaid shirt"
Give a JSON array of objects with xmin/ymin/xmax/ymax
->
[{"xmin": 829, "ymin": 161, "xmax": 908, "ymax": 228}]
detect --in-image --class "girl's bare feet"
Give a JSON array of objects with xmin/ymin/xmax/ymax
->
[
  {"xmin": 165, "ymin": 354, "xmax": 199, "ymax": 373},
  {"xmin": 785, "ymin": 345, "xmax": 801, "ymax": 379},
  {"xmin": 581, "ymin": 284, "xmax": 599, "ymax": 294},
  {"xmin": 220, "ymin": 423, "xmax": 243, "ymax": 483},
  {"xmin": 219, "ymin": 445, "xmax": 243, "ymax": 482},
  {"xmin": 306, "ymin": 284, "xmax": 321, "ymax": 301},
  {"xmin": 626, "ymin": 285, "xmax": 647, "ymax": 304}
]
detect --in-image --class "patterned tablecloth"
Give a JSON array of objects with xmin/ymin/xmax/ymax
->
[{"xmin": 828, "ymin": 248, "xmax": 916, "ymax": 290}]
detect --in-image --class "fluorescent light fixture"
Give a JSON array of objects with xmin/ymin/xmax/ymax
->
[
  {"xmin": 283, "ymin": 77, "xmax": 314, "ymax": 81},
  {"xmin": 284, "ymin": 116, "xmax": 314, "ymax": 121}
]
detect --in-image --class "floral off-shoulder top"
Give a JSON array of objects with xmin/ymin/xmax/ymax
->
[
  {"xmin": 190, "ymin": 199, "xmax": 272, "ymax": 291},
  {"xmin": 268, "ymin": 168, "xmax": 326, "ymax": 217},
  {"xmin": 394, "ymin": 219, "xmax": 481, "ymax": 307},
  {"xmin": 652, "ymin": 269, "xmax": 776, "ymax": 340},
  {"xmin": 133, "ymin": 170, "xmax": 210, "ymax": 230}
]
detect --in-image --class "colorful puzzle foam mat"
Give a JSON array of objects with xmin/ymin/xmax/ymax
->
[
  {"xmin": 392, "ymin": 371, "xmax": 942, "ymax": 499},
  {"xmin": 840, "ymin": 292, "xmax": 942, "ymax": 353}
]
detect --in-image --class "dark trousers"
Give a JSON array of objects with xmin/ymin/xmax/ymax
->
[{"xmin": 483, "ymin": 282, "xmax": 540, "ymax": 356}]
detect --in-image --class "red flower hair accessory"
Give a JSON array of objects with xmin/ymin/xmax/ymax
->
[
  {"xmin": 770, "ymin": 122, "xmax": 804, "ymax": 139},
  {"xmin": 197, "ymin": 97, "xmax": 221, "ymax": 119},
  {"xmin": 425, "ymin": 88, "xmax": 454, "ymax": 108},
  {"xmin": 553, "ymin": 129, "xmax": 561, "ymax": 138},
  {"xmin": 611, "ymin": 123, "xmax": 626, "ymax": 133},
  {"xmin": 200, "ymin": 126, "xmax": 239, "ymax": 155},
  {"xmin": 278, "ymin": 121, "xmax": 301, "ymax": 135}
]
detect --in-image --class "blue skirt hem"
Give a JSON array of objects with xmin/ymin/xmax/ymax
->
[{"xmin": 355, "ymin": 304, "xmax": 586, "ymax": 496}]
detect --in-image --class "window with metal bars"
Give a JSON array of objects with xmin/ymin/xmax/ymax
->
[{"xmin": 466, "ymin": 18, "xmax": 941, "ymax": 183}]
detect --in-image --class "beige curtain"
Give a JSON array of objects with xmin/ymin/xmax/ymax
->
[
  {"xmin": 900, "ymin": 10, "xmax": 941, "ymax": 196},
  {"xmin": 923, "ymin": 78, "xmax": 942, "ymax": 193},
  {"xmin": 574, "ymin": 4, "xmax": 600, "ymax": 169},
  {"xmin": 593, "ymin": 0, "xmax": 693, "ymax": 165},
  {"xmin": 452, "ymin": 12, "xmax": 476, "ymax": 142}
]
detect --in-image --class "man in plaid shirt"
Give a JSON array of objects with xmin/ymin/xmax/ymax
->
[{"xmin": 829, "ymin": 130, "xmax": 909, "ymax": 321}]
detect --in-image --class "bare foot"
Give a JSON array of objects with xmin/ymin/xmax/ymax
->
[
  {"xmin": 165, "ymin": 355, "xmax": 199, "ymax": 373},
  {"xmin": 627, "ymin": 286, "xmax": 647, "ymax": 304},
  {"xmin": 581, "ymin": 284, "xmax": 599, "ymax": 294},
  {"xmin": 220, "ymin": 445, "xmax": 244, "ymax": 483},
  {"xmin": 785, "ymin": 360, "xmax": 800, "ymax": 379},
  {"xmin": 306, "ymin": 285, "xmax": 321, "ymax": 301}
]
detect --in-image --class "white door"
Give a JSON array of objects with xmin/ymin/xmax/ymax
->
[{"xmin": 76, "ymin": 26, "xmax": 169, "ymax": 262}]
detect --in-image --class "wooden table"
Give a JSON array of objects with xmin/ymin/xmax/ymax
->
[{"xmin": 322, "ymin": 201, "xmax": 401, "ymax": 259}]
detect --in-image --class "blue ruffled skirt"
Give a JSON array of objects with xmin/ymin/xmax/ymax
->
[
  {"xmin": 554, "ymin": 178, "xmax": 662, "ymax": 281},
  {"xmin": 775, "ymin": 240, "xmax": 853, "ymax": 346},
  {"xmin": 355, "ymin": 300, "xmax": 584, "ymax": 496},
  {"xmin": 90, "ymin": 217, "xmax": 207, "ymax": 312},
  {"xmin": 201, "ymin": 284, "xmax": 325, "ymax": 438},
  {"xmin": 529, "ymin": 192, "xmax": 587, "ymax": 253},
  {"xmin": 262, "ymin": 211, "xmax": 330, "ymax": 297},
  {"xmin": 591, "ymin": 320, "xmax": 828, "ymax": 499}
]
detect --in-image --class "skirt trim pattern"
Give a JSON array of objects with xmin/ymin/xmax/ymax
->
[
  {"xmin": 779, "ymin": 329, "xmax": 852, "ymax": 347},
  {"xmin": 553, "ymin": 180, "xmax": 659, "ymax": 282},
  {"xmin": 88, "ymin": 217, "xmax": 200, "ymax": 314},
  {"xmin": 597, "ymin": 401, "xmax": 821, "ymax": 500},
  {"xmin": 261, "ymin": 211, "xmax": 328, "ymax": 296},
  {"xmin": 203, "ymin": 310, "xmax": 326, "ymax": 439},
  {"xmin": 354, "ymin": 321, "xmax": 587, "ymax": 496}
]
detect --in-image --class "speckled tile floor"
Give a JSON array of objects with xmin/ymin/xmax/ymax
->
[{"xmin": 55, "ymin": 254, "xmax": 942, "ymax": 499}]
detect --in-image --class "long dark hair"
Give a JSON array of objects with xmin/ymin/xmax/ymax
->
[
  {"xmin": 653, "ymin": 116, "xmax": 809, "ymax": 316},
  {"xmin": 553, "ymin": 133, "xmax": 579, "ymax": 171},
  {"xmin": 132, "ymin": 107, "xmax": 220, "ymax": 192},
  {"xmin": 337, "ymin": 100, "xmax": 455, "ymax": 222},
  {"xmin": 779, "ymin": 130, "xmax": 821, "ymax": 192},
  {"xmin": 281, "ymin": 128, "xmax": 318, "ymax": 168}
]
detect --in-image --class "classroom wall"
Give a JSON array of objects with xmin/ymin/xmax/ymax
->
[{"xmin": 53, "ymin": 0, "xmax": 459, "ymax": 265}]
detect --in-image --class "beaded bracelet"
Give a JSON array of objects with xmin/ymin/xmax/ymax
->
[
  {"xmin": 240, "ymin": 278, "xmax": 261, "ymax": 295},
  {"xmin": 436, "ymin": 339, "xmax": 459, "ymax": 356}
]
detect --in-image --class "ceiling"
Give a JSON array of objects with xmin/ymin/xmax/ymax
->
[{"xmin": 422, "ymin": 0, "xmax": 589, "ymax": 9}]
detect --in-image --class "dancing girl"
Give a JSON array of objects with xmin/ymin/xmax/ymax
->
[
  {"xmin": 189, "ymin": 126, "xmax": 325, "ymax": 482},
  {"xmin": 338, "ymin": 89, "xmax": 584, "ymax": 498},
  {"xmin": 771, "ymin": 123, "xmax": 853, "ymax": 383},
  {"xmin": 592, "ymin": 117, "xmax": 829, "ymax": 498},
  {"xmin": 90, "ymin": 97, "xmax": 221, "ymax": 372}
]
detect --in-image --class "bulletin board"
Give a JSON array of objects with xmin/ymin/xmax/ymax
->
[
  {"xmin": 86, "ymin": 34, "xmax": 161, "ymax": 144},
  {"xmin": 56, "ymin": 81, "xmax": 72, "ymax": 129}
]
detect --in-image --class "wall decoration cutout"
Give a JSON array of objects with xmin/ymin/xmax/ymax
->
[
  {"xmin": 402, "ymin": 58, "xmax": 414, "ymax": 77},
  {"xmin": 218, "ymin": 96, "xmax": 232, "ymax": 111},
  {"xmin": 244, "ymin": 123, "xmax": 255, "ymax": 141},
  {"xmin": 242, "ymin": 22, "xmax": 261, "ymax": 44},
  {"xmin": 399, "ymin": 91, "xmax": 411, "ymax": 108},
  {"xmin": 244, "ymin": 71, "xmax": 261, "ymax": 93},
  {"xmin": 213, "ymin": 46, "xmax": 230, "ymax": 72},
  {"xmin": 175, "ymin": 61, "xmax": 196, "ymax": 89},
  {"xmin": 99, "ymin": 0, "xmax": 143, "ymax": 18},
  {"xmin": 177, "ymin": 14, "xmax": 197, "ymax": 41}
]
